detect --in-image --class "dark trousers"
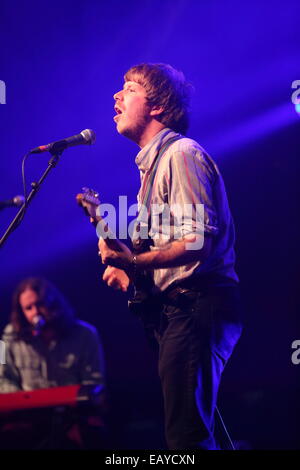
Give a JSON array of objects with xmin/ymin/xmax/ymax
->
[{"xmin": 154, "ymin": 284, "xmax": 242, "ymax": 450}]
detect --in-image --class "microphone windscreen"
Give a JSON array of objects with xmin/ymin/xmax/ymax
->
[
  {"xmin": 13, "ymin": 195, "xmax": 25, "ymax": 207},
  {"xmin": 81, "ymin": 129, "xmax": 96, "ymax": 145}
]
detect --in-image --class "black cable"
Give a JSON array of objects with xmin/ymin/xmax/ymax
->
[
  {"xmin": 2, "ymin": 152, "xmax": 30, "ymax": 235},
  {"xmin": 20, "ymin": 151, "xmax": 31, "ymax": 219}
]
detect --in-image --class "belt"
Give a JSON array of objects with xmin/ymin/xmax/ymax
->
[{"xmin": 162, "ymin": 273, "xmax": 238, "ymax": 305}]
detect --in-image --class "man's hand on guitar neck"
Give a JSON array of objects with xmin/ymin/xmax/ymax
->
[{"xmin": 98, "ymin": 238, "xmax": 133, "ymax": 270}]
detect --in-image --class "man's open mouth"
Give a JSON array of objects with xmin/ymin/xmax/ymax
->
[{"xmin": 114, "ymin": 105, "xmax": 123, "ymax": 115}]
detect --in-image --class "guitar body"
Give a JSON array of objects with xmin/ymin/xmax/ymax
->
[{"xmin": 128, "ymin": 237, "xmax": 164, "ymax": 348}]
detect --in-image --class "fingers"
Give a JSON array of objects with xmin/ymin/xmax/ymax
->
[
  {"xmin": 98, "ymin": 247, "xmax": 109, "ymax": 265},
  {"xmin": 109, "ymin": 279, "xmax": 127, "ymax": 291},
  {"xmin": 98, "ymin": 238, "xmax": 107, "ymax": 251},
  {"xmin": 103, "ymin": 270, "xmax": 119, "ymax": 289},
  {"xmin": 98, "ymin": 239, "xmax": 114, "ymax": 265},
  {"xmin": 102, "ymin": 267, "xmax": 128, "ymax": 291},
  {"xmin": 107, "ymin": 277, "xmax": 127, "ymax": 291},
  {"xmin": 102, "ymin": 267, "xmax": 111, "ymax": 282}
]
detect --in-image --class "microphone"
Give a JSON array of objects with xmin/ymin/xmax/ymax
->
[
  {"xmin": 32, "ymin": 315, "xmax": 46, "ymax": 336},
  {"xmin": 0, "ymin": 195, "xmax": 25, "ymax": 210},
  {"xmin": 30, "ymin": 129, "xmax": 96, "ymax": 154}
]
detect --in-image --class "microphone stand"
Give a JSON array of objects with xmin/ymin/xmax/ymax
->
[{"xmin": 0, "ymin": 151, "xmax": 62, "ymax": 249}]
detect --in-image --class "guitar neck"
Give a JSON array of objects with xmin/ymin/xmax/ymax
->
[
  {"xmin": 92, "ymin": 215, "xmax": 121, "ymax": 251},
  {"xmin": 76, "ymin": 190, "xmax": 122, "ymax": 251}
]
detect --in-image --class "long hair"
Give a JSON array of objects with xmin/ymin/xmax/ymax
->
[
  {"xmin": 124, "ymin": 63, "xmax": 193, "ymax": 135},
  {"xmin": 10, "ymin": 277, "xmax": 75, "ymax": 341}
]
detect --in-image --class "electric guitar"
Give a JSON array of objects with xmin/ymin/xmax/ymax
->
[
  {"xmin": 76, "ymin": 188, "xmax": 160, "ymax": 329},
  {"xmin": 76, "ymin": 187, "xmax": 120, "ymax": 251}
]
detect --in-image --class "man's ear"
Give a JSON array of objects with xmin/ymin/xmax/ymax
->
[{"xmin": 150, "ymin": 105, "xmax": 164, "ymax": 117}]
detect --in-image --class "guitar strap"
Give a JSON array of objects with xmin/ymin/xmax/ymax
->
[
  {"xmin": 130, "ymin": 135, "xmax": 183, "ymax": 310},
  {"xmin": 139, "ymin": 135, "xmax": 183, "ymax": 211}
]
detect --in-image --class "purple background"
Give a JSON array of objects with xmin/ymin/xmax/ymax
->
[{"xmin": 0, "ymin": 0, "xmax": 299, "ymax": 448}]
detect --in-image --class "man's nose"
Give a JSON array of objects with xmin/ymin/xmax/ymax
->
[{"xmin": 113, "ymin": 90, "xmax": 123, "ymax": 101}]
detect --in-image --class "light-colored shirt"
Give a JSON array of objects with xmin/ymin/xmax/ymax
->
[
  {"xmin": 134, "ymin": 128, "xmax": 238, "ymax": 292},
  {"xmin": 0, "ymin": 320, "xmax": 105, "ymax": 393}
]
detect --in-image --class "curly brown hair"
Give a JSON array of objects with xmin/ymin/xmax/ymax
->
[
  {"xmin": 10, "ymin": 277, "xmax": 75, "ymax": 341},
  {"xmin": 124, "ymin": 63, "xmax": 193, "ymax": 135}
]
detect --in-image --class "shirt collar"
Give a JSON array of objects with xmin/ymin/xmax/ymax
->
[{"xmin": 135, "ymin": 128, "xmax": 179, "ymax": 172}]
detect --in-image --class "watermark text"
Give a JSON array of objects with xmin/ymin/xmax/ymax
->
[
  {"xmin": 95, "ymin": 196, "xmax": 205, "ymax": 250},
  {"xmin": 0, "ymin": 340, "xmax": 6, "ymax": 365},
  {"xmin": 0, "ymin": 80, "xmax": 6, "ymax": 104},
  {"xmin": 291, "ymin": 340, "xmax": 300, "ymax": 365},
  {"xmin": 291, "ymin": 80, "xmax": 300, "ymax": 105}
]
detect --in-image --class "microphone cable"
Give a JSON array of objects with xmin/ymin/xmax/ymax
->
[{"xmin": 215, "ymin": 405, "xmax": 236, "ymax": 450}]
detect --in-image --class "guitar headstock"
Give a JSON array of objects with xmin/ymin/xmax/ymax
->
[
  {"xmin": 76, "ymin": 187, "xmax": 100, "ymax": 222},
  {"xmin": 76, "ymin": 187, "xmax": 118, "ymax": 246}
]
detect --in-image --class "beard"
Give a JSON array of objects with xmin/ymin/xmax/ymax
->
[{"xmin": 117, "ymin": 109, "xmax": 152, "ymax": 145}]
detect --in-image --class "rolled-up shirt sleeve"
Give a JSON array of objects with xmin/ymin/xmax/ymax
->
[{"xmin": 167, "ymin": 146, "xmax": 219, "ymax": 240}]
